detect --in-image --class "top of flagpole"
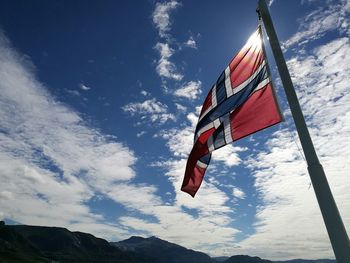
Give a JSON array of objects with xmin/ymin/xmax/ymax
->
[{"xmin": 256, "ymin": 0, "xmax": 320, "ymax": 166}]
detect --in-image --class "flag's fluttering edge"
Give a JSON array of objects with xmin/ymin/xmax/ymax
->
[{"xmin": 181, "ymin": 27, "xmax": 283, "ymax": 197}]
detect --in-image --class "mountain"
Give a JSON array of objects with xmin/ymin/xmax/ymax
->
[
  {"xmin": 275, "ymin": 260, "xmax": 336, "ymax": 263},
  {"xmin": 0, "ymin": 222, "xmax": 47, "ymax": 263},
  {"xmin": 0, "ymin": 222, "xmax": 133, "ymax": 263},
  {"xmin": 224, "ymin": 255, "xmax": 272, "ymax": 263},
  {"xmin": 212, "ymin": 256, "xmax": 230, "ymax": 262},
  {"xmin": 111, "ymin": 235, "xmax": 213, "ymax": 263},
  {"xmin": 223, "ymin": 257, "xmax": 335, "ymax": 263}
]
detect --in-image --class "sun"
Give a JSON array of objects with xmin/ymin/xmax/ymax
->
[{"xmin": 246, "ymin": 30, "xmax": 263, "ymax": 50}]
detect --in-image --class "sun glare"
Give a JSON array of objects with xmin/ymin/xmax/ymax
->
[{"xmin": 246, "ymin": 31, "xmax": 262, "ymax": 49}]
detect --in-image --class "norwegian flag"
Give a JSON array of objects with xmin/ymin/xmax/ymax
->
[{"xmin": 181, "ymin": 27, "xmax": 283, "ymax": 197}]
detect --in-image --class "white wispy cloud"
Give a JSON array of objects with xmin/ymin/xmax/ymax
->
[
  {"xmin": 65, "ymin": 88, "xmax": 81, "ymax": 96},
  {"xmin": 175, "ymin": 103, "xmax": 187, "ymax": 112},
  {"xmin": 80, "ymin": 83, "xmax": 91, "ymax": 91},
  {"xmin": 122, "ymin": 98, "xmax": 176, "ymax": 124},
  {"xmin": 140, "ymin": 90, "xmax": 150, "ymax": 96},
  {"xmin": 155, "ymin": 42, "xmax": 183, "ymax": 81},
  {"xmin": 136, "ymin": 131, "xmax": 147, "ymax": 137},
  {"xmin": 152, "ymin": 1, "xmax": 189, "ymax": 83},
  {"xmin": 0, "ymin": 31, "xmax": 137, "ymax": 239},
  {"xmin": 152, "ymin": 0, "xmax": 180, "ymax": 38},
  {"xmin": 283, "ymin": 0, "xmax": 350, "ymax": 50},
  {"xmin": 232, "ymin": 187, "xmax": 246, "ymax": 199},
  {"xmin": 174, "ymin": 81, "xmax": 202, "ymax": 100},
  {"xmin": 184, "ymin": 36, "xmax": 197, "ymax": 49},
  {"xmin": 157, "ymin": 113, "xmax": 197, "ymax": 157},
  {"xmin": 211, "ymin": 145, "xmax": 246, "ymax": 167}
]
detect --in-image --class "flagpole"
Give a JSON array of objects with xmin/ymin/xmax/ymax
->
[{"xmin": 257, "ymin": 0, "xmax": 350, "ymax": 262}]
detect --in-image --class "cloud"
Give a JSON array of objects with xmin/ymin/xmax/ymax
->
[
  {"xmin": 175, "ymin": 103, "xmax": 187, "ymax": 112},
  {"xmin": 140, "ymin": 90, "xmax": 150, "ymax": 96},
  {"xmin": 232, "ymin": 187, "xmax": 246, "ymax": 199},
  {"xmin": 136, "ymin": 131, "xmax": 146, "ymax": 137},
  {"xmin": 152, "ymin": 1, "xmax": 184, "ymax": 82},
  {"xmin": 174, "ymin": 81, "xmax": 202, "ymax": 100},
  {"xmin": 212, "ymin": 145, "xmax": 246, "ymax": 167},
  {"xmin": 157, "ymin": 112, "xmax": 199, "ymax": 157},
  {"xmin": 184, "ymin": 36, "xmax": 197, "ymax": 49},
  {"xmin": 0, "ymin": 31, "xmax": 136, "ymax": 239},
  {"xmin": 122, "ymin": 98, "xmax": 176, "ymax": 124},
  {"xmin": 155, "ymin": 42, "xmax": 183, "ymax": 81},
  {"xmin": 152, "ymin": 0, "xmax": 180, "ymax": 38},
  {"xmin": 283, "ymin": 0, "xmax": 350, "ymax": 50},
  {"xmin": 80, "ymin": 83, "xmax": 91, "ymax": 91},
  {"xmin": 65, "ymin": 88, "xmax": 81, "ymax": 97}
]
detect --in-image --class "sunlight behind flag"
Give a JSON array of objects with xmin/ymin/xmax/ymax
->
[
  {"xmin": 246, "ymin": 29, "xmax": 262, "ymax": 50},
  {"xmin": 181, "ymin": 26, "xmax": 282, "ymax": 197}
]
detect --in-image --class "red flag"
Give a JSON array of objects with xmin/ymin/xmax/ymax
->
[{"xmin": 181, "ymin": 27, "xmax": 282, "ymax": 197}]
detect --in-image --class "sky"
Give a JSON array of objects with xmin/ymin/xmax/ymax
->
[{"xmin": 0, "ymin": 0, "xmax": 349, "ymax": 261}]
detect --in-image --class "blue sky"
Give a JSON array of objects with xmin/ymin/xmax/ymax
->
[{"xmin": 0, "ymin": 0, "xmax": 349, "ymax": 260}]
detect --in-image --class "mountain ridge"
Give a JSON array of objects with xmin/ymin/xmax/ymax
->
[
  {"xmin": 111, "ymin": 235, "xmax": 212, "ymax": 263},
  {"xmin": 0, "ymin": 222, "xmax": 336, "ymax": 263}
]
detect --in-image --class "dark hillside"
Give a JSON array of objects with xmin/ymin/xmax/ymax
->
[
  {"xmin": 0, "ymin": 223, "xmax": 133, "ymax": 263},
  {"xmin": 112, "ymin": 236, "xmax": 213, "ymax": 263}
]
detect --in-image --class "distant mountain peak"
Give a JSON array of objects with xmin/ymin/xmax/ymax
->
[
  {"xmin": 123, "ymin": 235, "xmax": 147, "ymax": 243},
  {"xmin": 111, "ymin": 234, "xmax": 213, "ymax": 263},
  {"xmin": 225, "ymin": 255, "xmax": 272, "ymax": 263}
]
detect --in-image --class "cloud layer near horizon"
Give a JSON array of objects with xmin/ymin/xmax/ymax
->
[{"xmin": 0, "ymin": 31, "xmax": 140, "ymax": 239}]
